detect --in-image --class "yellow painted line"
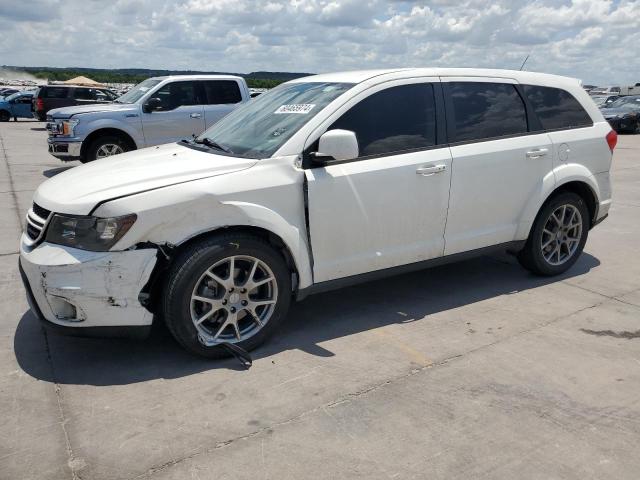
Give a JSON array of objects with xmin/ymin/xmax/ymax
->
[{"xmin": 371, "ymin": 328, "xmax": 433, "ymax": 367}]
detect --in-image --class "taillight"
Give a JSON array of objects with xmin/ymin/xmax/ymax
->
[
  {"xmin": 606, "ymin": 130, "xmax": 617, "ymax": 153},
  {"xmin": 36, "ymin": 98, "xmax": 44, "ymax": 111}
]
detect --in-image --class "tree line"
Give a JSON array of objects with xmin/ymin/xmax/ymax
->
[{"xmin": 22, "ymin": 69, "xmax": 286, "ymax": 88}]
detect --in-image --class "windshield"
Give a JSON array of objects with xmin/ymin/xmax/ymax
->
[
  {"xmin": 5, "ymin": 92, "xmax": 24, "ymax": 102},
  {"xmin": 607, "ymin": 96, "xmax": 640, "ymax": 110},
  {"xmin": 197, "ymin": 81, "xmax": 353, "ymax": 158},
  {"xmin": 115, "ymin": 78, "xmax": 162, "ymax": 104}
]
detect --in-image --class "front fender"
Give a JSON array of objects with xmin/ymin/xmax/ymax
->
[
  {"xmin": 514, "ymin": 163, "xmax": 600, "ymax": 240},
  {"xmin": 78, "ymin": 117, "xmax": 143, "ymax": 148},
  {"xmin": 95, "ymin": 183, "xmax": 313, "ymax": 289}
]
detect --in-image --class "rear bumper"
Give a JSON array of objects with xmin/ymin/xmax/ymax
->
[
  {"xmin": 19, "ymin": 236, "xmax": 158, "ymax": 332},
  {"xmin": 593, "ymin": 171, "xmax": 612, "ymax": 226},
  {"xmin": 47, "ymin": 138, "xmax": 82, "ymax": 161}
]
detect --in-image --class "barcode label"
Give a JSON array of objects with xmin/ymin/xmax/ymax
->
[{"xmin": 274, "ymin": 104, "xmax": 315, "ymax": 114}]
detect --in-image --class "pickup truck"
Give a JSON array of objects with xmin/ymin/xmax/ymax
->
[{"xmin": 46, "ymin": 75, "xmax": 250, "ymax": 163}]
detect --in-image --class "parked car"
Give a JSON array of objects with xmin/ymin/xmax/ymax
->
[
  {"xmin": 600, "ymin": 95, "xmax": 640, "ymax": 133},
  {"xmin": 31, "ymin": 85, "xmax": 118, "ymax": 121},
  {"xmin": 590, "ymin": 86, "xmax": 621, "ymax": 96},
  {"xmin": 46, "ymin": 75, "xmax": 250, "ymax": 163},
  {"xmin": 20, "ymin": 68, "xmax": 614, "ymax": 358},
  {"xmin": 0, "ymin": 87, "xmax": 20, "ymax": 98},
  {"xmin": 0, "ymin": 91, "xmax": 35, "ymax": 121},
  {"xmin": 591, "ymin": 95, "xmax": 619, "ymax": 107}
]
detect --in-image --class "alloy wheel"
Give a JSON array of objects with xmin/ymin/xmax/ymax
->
[
  {"xmin": 190, "ymin": 255, "xmax": 278, "ymax": 346},
  {"xmin": 96, "ymin": 143, "xmax": 124, "ymax": 158},
  {"xmin": 541, "ymin": 204, "xmax": 583, "ymax": 266}
]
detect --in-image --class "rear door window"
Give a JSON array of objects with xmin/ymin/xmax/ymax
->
[
  {"xmin": 523, "ymin": 85, "xmax": 593, "ymax": 130},
  {"xmin": 447, "ymin": 82, "xmax": 528, "ymax": 142},
  {"xmin": 73, "ymin": 88, "xmax": 97, "ymax": 100},
  {"xmin": 328, "ymin": 83, "xmax": 437, "ymax": 158},
  {"xmin": 203, "ymin": 81, "xmax": 242, "ymax": 104}
]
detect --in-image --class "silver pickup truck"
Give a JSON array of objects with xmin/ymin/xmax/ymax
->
[{"xmin": 46, "ymin": 75, "xmax": 251, "ymax": 163}]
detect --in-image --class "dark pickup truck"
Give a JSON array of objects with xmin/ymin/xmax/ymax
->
[{"xmin": 32, "ymin": 85, "xmax": 118, "ymax": 121}]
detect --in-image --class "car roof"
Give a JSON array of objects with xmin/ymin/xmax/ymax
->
[
  {"xmin": 289, "ymin": 68, "xmax": 582, "ymax": 89},
  {"xmin": 154, "ymin": 75, "xmax": 244, "ymax": 81}
]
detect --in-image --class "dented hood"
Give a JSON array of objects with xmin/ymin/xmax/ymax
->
[{"xmin": 35, "ymin": 143, "xmax": 257, "ymax": 215}]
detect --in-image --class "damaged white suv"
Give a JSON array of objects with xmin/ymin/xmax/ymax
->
[{"xmin": 20, "ymin": 69, "xmax": 615, "ymax": 358}]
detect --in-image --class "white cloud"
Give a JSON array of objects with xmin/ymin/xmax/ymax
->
[{"xmin": 0, "ymin": 0, "xmax": 638, "ymax": 85}]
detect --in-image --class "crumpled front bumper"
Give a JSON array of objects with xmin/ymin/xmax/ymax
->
[{"xmin": 19, "ymin": 235, "xmax": 157, "ymax": 332}]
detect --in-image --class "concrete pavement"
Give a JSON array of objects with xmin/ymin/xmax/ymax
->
[{"xmin": 1, "ymin": 120, "xmax": 639, "ymax": 479}]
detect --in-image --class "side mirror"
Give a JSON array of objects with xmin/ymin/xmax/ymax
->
[
  {"xmin": 143, "ymin": 97, "xmax": 162, "ymax": 113},
  {"xmin": 312, "ymin": 129, "xmax": 359, "ymax": 163}
]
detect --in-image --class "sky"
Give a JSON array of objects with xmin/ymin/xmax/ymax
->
[{"xmin": 0, "ymin": 0, "xmax": 638, "ymax": 86}]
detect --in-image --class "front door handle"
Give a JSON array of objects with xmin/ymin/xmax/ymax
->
[
  {"xmin": 190, "ymin": 113, "xmax": 202, "ymax": 118},
  {"xmin": 416, "ymin": 164, "xmax": 447, "ymax": 176},
  {"xmin": 526, "ymin": 148, "xmax": 548, "ymax": 158}
]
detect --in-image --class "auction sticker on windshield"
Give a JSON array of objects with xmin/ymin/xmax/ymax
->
[{"xmin": 274, "ymin": 104, "xmax": 315, "ymax": 114}]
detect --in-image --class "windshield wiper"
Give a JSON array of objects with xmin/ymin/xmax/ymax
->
[{"xmin": 194, "ymin": 137, "xmax": 233, "ymax": 154}]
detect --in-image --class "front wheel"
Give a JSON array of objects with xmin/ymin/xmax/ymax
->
[
  {"xmin": 83, "ymin": 135, "xmax": 131, "ymax": 163},
  {"xmin": 518, "ymin": 192, "xmax": 589, "ymax": 276},
  {"xmin": 162, "ymin": 234, "xmax": 292, "ymax": 358}
]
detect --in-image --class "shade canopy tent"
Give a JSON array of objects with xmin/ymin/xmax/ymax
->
[{"xmin": 61, "ymin": 76, "xmax": 106, "ymax": 87}]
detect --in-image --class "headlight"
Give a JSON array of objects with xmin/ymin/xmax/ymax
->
[
  {"xmin": 45, "ymin": 214, "xmax": 136, "ymax": 251},
  {"xmin": 55, "ymin": 119, "xmax": 79, "ymax": 136}
]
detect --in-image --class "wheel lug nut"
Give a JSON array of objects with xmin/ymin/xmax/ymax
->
[
  {"xmin": 230, "ymin": 307, "xmax": 236, "ymax": 313},
  {"xmin": 222, "ymin": 299, "xmax": 227, "ymax": 305},
  {"xmin": 241, "ymin": 300, "xmax": 248, "ymax": 306},
  {"xmin": 241, "ymin": 288, "xmax": 246, "ymax": 293},
  {"xmin": 228, "ymin": 287, "xmax": 234, "ymax": 293}
]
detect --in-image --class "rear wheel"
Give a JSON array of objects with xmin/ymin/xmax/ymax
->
[
  {"xmin": 84, "ymin": 135, "xmax": 132, "ymax": 163},
  {"xmin": 0, "ymin": 110, "xmax": 10, "ymax": 122},
  {"xmin": 518, "ymin": 192, "xmax": 589, "ymax": 276},
  {"xmin": 162, "ymin": 233, "xmax": 292, "ymax": 358}
]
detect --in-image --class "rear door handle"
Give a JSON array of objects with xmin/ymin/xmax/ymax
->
[
  {"xmin": 190, "ymin": 113, "xmax": 202, "ymax": 118},
  {"xmin": 526, "ymin": 148, "xmax": 548, "ymax": 158},
  {"xmin": 416, "ymin": 164, "xmax": 447, "ymax": 176}
]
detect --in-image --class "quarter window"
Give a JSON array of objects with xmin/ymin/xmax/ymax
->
[
  {"xmin": 448, "ymin": 82, "xmax": 528, "ymax": 142},
  {"xmin": 153, "ymin": 81, "xmax": 199, "ymax": 110},
  {"xmin": 328, "ymin": 83, "xmax": 437, "ymax": 157},
  {"xmin": 203, "ymin": 81, "xmax": 242, "ymax": 104},
  {"xmin": 41, "ymin": 87, "xmax": 69, "ymax": 99},
  {"xmin": 523, "ymin": 85, "xmax": 593, "ymax": 130}
]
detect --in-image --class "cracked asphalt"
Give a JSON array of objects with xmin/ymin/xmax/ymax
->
[{"xmin": 1, "ymin": 120, "xmax": 640, "ymax": 480}]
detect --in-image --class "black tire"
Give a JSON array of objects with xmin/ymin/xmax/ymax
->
[
  {"xmin": 162, "ymin": 233, "xmax": 292, "ymax": 358},
  {"xmin": 0, "ymin": 110, "xmax": 10, "ymax": 122},
  {"xmin": 518, "ymin": 192, "xmax": 590, "ymax": 276},
  {"xmin": 83, "ymin": 135, "xmax": 132, "ymax": 163}
]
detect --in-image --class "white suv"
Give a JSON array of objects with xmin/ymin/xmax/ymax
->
[{"xmin": 20, "ymin": 68, "xmax": 615, "ymax": 357}]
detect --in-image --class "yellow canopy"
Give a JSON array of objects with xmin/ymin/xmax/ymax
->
[{"xmin": 62, "ymin": 76, "xmax": 105, "ymax": 87}]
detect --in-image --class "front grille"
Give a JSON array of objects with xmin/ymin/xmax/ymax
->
[
  {"xmin": 25, "ymin": 203, "xmax": 52, "ymax": 243},
  {"xmin": 32, "ymin": 203, "xmax": 51, "ymax": 219},
  {"xmin": 26, "ymin": 224, "xmax": 41, "ymax": 240}
]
